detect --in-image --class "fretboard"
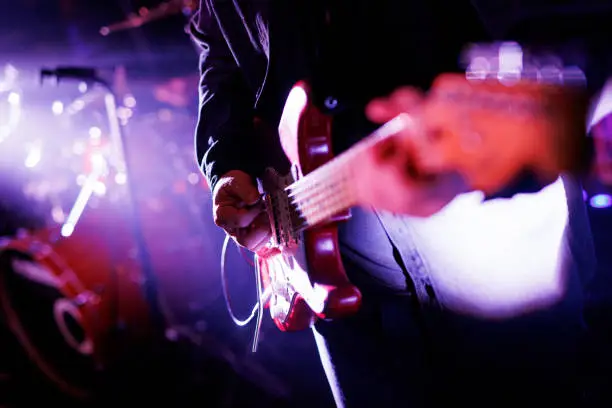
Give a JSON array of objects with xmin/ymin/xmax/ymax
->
[{"xmin": 287, "ymin": 114, "xmax": 412, "ymax": 227}]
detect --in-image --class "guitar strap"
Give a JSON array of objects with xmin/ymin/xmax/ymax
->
[{"xmin": 308, "ymin": 0, "xmax": 346, "ymax": 112}]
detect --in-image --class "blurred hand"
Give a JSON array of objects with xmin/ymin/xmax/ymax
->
[
  {"xmin": 358, "ymin": 87, "xmax": 468, "ymax": 217},
  {"xmin": 212, "ymin": 170, "xmax": 271, "ymax": 251}
]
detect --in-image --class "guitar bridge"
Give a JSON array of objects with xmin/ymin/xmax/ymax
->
[{"xmin": 261, "ymin": 168, "xmax": 301, "ymax": 248}]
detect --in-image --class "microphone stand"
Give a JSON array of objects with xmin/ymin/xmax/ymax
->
[{"xmin": 40, "ymin": 67, "xmax": 166, "ymax": 336}]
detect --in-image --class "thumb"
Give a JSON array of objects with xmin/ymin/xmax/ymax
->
[
  {"xmin": 223, "ymin": 170, "xmax": 261, "ymax": 206},
  {"xmin": 238, "ymin": 185, "xmax": 261, "ymax": 206}
]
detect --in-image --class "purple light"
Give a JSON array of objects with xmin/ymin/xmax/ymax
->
[{"xmin": 589, "ymin": 194, "xmax": 612, "ymax": 209}]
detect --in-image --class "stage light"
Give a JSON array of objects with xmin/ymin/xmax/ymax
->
[{"xmin": 589, "ymin": 194, "xmax": 612, "ymax": 209}]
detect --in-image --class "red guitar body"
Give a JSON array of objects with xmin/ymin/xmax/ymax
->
[{"xmin": 258, "ymin": 81, "xmax": 362, "ymax": 332}]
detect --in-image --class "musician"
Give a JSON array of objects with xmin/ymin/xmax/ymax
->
[{"xmin": 191, "ymin": 1, "xmax": 607, "ymax": 406}]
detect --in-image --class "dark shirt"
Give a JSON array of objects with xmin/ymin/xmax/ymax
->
[{"xmin": 191, "ymin": 0, "xmax": 488, "ymax": 190}]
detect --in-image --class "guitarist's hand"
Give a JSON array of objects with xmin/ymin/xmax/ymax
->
[
  {"xmin": 212, "ymin": 170, "xmax": 271, "ymax": 251},
  {"xmin": 361, "ymin": 87, "xmax": 469, "ymax": 217}
]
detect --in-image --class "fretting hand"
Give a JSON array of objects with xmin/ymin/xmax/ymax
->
[{"xmin": 357, "ymin": 87, "xmax": 469, "ymax": 217}]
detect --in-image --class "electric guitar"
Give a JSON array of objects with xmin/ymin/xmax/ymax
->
[{"xmin": 250, "ymin": 71, "xmax": 590, "ymax": 334}]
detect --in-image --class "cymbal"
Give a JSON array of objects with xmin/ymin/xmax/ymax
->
[{"xmin": 100, "ymin": 0, "xmax": 198, "ymax": 36}]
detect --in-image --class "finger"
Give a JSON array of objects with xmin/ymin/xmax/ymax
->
[
  {"xmin": 226, "ymin": 178, "xmax": 261, "ymax": 206},
  {"xmin": 370, "ymin": 118, "xmax": 428, "ymax": 169},
  {"xmin": 366, "ymin": 87, "xmax": 423, "ymax": 123},
  {"xmin": 233, "ymin": 213, "xmax": 271, "ymax": 251},
  {"xmin": 213, "ymin": 171, "xmax": 261, "ymax": 207},
  {"xmin": 365, "ymin": 97, "xmax": 396, "ymax": 123},
  {"xmin": 372, "ymin": 137, "xmax": 401, "ymax": 164},
  {"xmin": 383, "ymin": 138, "xmax": 427, "ymax": 181},
  {"xmin": 413, "ymin": 100, "xmax": 460, "ymax": 173},
  {"xmin": 389, "ymin": 87, "xmax": 423, "ymax": 111},
  {"xmin": 215, "ymin": 204, "xmax": 264, "ymax": 230}
]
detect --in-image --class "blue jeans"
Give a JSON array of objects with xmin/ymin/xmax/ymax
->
[{"xmin": 313, "ymin": 176, "xmax": 597, "ymax": 408}]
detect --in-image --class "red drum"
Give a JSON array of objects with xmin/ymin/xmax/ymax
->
[{"xmin": 0, "ymin": 196, "xmax": 153, "ymax": 400}]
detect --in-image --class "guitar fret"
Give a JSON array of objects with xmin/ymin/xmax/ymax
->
[
  {"xmin": 299, "ymin": 194, "xmax": 354, "ymax": 227},
  {"xmin": 285, "ymin": 113, "xmax": 412, "ymax": 230},
  {"xmin": 292, "ymin": 171, "xmax": 355, "ymax": 227},
  {"xmin": 292, "ymin": 169, "xmax": 350, "ymax": 205},
  {"xmin": 288, "ymin": 113, "xmax": 411, "ymax": 194},
  {"xmin": 290, "ymin": 171, "xmax": 350, "ymax": 204}
]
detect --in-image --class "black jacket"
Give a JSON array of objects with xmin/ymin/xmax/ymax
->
[{"xmin": 191, "ymin": 0, "xmax": 489, "ymax": 190}]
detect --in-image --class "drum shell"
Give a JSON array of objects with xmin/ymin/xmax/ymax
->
[{"xmin": 0, "ymin": 196, "xmax": 154, "ymax": 366}]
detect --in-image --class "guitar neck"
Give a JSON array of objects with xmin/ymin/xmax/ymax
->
[{"xmin": 288, "ymin": 115, "xmax": 411, "ymax": 227}]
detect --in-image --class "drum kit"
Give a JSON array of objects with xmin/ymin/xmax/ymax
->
[{"xmin": 0, "ymin": 1, "xmax": 241, "ymax": 402}]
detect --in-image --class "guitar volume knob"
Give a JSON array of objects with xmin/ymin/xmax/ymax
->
[{"xmin": 324, "ymin": 96, "xmax": 338, "ymax": 110}]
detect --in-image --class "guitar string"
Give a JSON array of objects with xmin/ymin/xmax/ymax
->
[
  {"xmin": 292, "ymin": 177, "xmax": 355, "ymax": 230},
  {"xmin": 285, "ymin": 89, "xmax": 539, "ymax": 227},
  {"xmin": 247, "ymin": 117, "xmax": 390, "ymax": 334},
  {"xmin": 284, "ymin": 114, "xmax": 412, "ymax": 234},
  {"xmin": 289, "ymin": 87, "xmax": 553, "ymax": 228},
  {"xmin": 291, "ymin": 170, "xmax": 352, "ymax": 217},
  {"xmin": 287, "ymin": 113, "xmax": 411, "ymax": 196},
  {"xmin": 282, "ymin": 168, "xmax": 352, "ymax": 234}
]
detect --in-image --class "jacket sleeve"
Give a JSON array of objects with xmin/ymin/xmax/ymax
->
[{"xmin": 190, "ymin": 2, "xmax": 263, "ymax": 191}]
